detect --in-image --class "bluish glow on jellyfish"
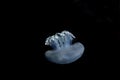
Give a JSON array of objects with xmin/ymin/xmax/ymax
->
[{"xmin": 45, "ymin": 30, "xmax": 85, "ymax": 64}]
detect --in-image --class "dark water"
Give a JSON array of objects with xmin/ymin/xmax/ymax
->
[{"xmin": 8, "ymin": 0, "xmax": 119, "ymax": 78}]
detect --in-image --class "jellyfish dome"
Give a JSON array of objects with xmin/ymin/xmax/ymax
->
[{"xmin": 45, "ymin": 30, "xmax": 85, "ymax": 64}]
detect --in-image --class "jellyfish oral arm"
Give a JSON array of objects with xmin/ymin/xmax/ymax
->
[{"xmin": 45, "ymin": 30, "xmax": 76, "ymax": 50}]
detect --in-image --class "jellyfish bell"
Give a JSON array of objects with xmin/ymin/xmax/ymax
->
[
  {"xmin": 45, "ymin": 30, "xmax": 85, "ymax": 64},
  {"xmin": 45, "ymin": 42, "xmax": 84, "ymax": 64}
]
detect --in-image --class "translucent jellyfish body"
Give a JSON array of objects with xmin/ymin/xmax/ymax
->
[{"xmin": 45, "ymin": 30, "xmax": 85, "ymax": 64}]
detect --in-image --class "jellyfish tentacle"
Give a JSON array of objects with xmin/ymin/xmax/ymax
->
[
  {"xmin": 45, "ymin": 35, "xmax": 59, "ymax": 49},
  {"xmin": 61, "ymin": 31, "xmax": 75, "ymax": 47},
  {"xmin": 60, "ymin": 33, "xmax": 66, "ymax": 47},
  {"xmin": 63, "ymin": 31, "xmax": 75, "ymax": 41},
  {"xmin": 64, "ymin": 33, "xmax": 71, "ymax": 47},
  {"xmin": 53, "ymin": 35, "xmax": 62, "ymax": 49},
  {"xmin": 60, "ymin": 32, "xmax": 68, "ymax": 47},
  {"xmin": 56, "ymin": 33, "xmax": 65, "ymax": 48},
  {"xmin": 50, "ymin": 35, "xmax": 60, "ymax": 49},
  {"xmin": 45, "ymin": 36, "xmax": 51, "ymax": 45}
]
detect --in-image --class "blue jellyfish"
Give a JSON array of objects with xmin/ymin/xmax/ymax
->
[{"xmin": 45, "ymin": 30, "xmax": 85, "ymax": 64}]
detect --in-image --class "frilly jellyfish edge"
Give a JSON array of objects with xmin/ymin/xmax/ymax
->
[{"xmin": 45, "ymin": 30, "xmax": 85, "ymax": 64}]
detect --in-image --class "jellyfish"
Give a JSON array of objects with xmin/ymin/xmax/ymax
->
[{"xmin": 45, "ymin": 30, "xmax": 85, "ymax": 64}]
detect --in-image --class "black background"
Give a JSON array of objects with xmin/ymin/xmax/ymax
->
[
  {"xmin": 7, "ymin": 0, "xmax": 119, "ymax": 78},
  {"xmin": 31, "ymin": 0, "xmax": 119, "ymax": 64}
]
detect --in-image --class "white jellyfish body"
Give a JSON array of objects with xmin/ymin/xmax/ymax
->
[{"xmin": 45, "ymin": 30, "xmax": 85, "ymax": 64}]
